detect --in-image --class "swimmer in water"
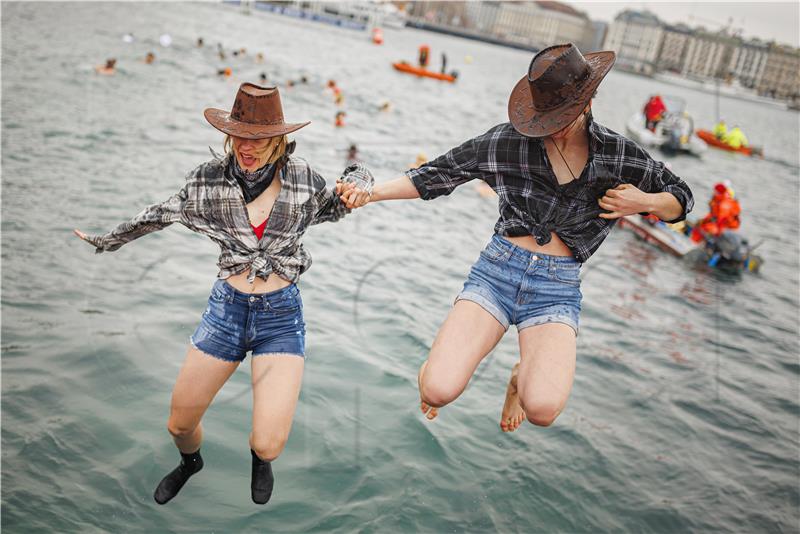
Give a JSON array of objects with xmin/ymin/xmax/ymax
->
[{"xmin": 95, "ymin": 58, "xmax": 117, "ymax": 75}]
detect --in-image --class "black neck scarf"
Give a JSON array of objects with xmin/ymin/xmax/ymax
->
[{"xmin": 226, "ymin": 141, "xmax": 295, "ymax": 203}]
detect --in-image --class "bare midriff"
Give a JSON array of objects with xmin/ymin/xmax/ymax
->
[
  {"xmin": 224, "ymin": 270, "xmax": 291, "ymax": 294},
  {"xmin": 505, "ymin": 232, "xmax": 573, "ymax": 257}
]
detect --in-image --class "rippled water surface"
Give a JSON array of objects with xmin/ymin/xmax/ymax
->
[{"xmin": 2, "ymin": 2, "xmax": 799, "ymax": 532}]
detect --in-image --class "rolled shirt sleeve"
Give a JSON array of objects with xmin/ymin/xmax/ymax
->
[
  {"xmin": 405, "ymin": 136, "xmax": 483, "ymax": 200},
  {"xmin": 85, "ymin": 185, "xmax": 188, "ymax": 253},
  {"xmin": 639, "ymin": 161, "xmax": 695, "ymax": 223}
]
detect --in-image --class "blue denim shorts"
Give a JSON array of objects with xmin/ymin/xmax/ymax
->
[
  {"xmin": 456, "ymin": 234, "xmax": 582, "ymax": 335},
  {"xmin": 190, "ymin": 279, "xmax": 306, "ymax": 362}
]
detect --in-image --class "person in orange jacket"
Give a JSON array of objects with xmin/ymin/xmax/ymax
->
[{"xmin": 692, "ymin": 182, "xmax": 741, "ymax": 241}]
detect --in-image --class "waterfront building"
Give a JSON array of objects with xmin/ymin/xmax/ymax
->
[
  {"xmin": 757, "ymin": 44, "xmax": 800, "ymax": 99},
  {"xmin": 603, "ymin": 10, "xmax": 664, "ymax": 75}
]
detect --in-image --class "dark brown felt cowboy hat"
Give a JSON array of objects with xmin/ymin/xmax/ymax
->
[
  {"xmin": 508, "ymin": 43, "xmax": 615, "ymax": 138},
  {"xmin": 204, "ymin": 83, "xmax": 310, "ymax": 139}
]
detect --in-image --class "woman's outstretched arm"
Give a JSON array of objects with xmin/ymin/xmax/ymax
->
[{"xmin": 74, "ymin": 184, "xmax": 188, "ymax": 252}]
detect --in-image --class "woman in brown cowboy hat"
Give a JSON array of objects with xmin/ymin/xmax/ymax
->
[
  {"xmin": 74, "ymin": 83, "xmax": 373, "ymax": 505},
  {"xmin": 340, "ymin": 44, "xmax": 693, "ymax": 432}
]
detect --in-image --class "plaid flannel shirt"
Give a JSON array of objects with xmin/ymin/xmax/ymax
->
[
  {"xmin": 86, "ymin": 152, "xmax": 374, "ymax": 283},
  {"xmin": 406, "ymin": 117, "xmax": 694, "ymax": 262}
]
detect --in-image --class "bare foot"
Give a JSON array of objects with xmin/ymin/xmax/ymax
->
[
  {"xmin": 418, "ymin": 360, "xmax": 439, "ymax": 421},
  {"xmin": 500, "ymin": 363, "xmax": 525, "ymax": 432}
]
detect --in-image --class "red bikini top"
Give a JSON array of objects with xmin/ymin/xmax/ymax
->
[{"xmin": 251, "ymin": 219, "xmax": 267, "ymax": 240}]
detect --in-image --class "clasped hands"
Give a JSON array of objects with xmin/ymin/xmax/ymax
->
[{"xmin": 335, "ymin": 180, "xmax": 371, "ymax": 210}]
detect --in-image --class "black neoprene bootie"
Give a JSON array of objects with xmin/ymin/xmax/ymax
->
[
  {"xmin": 251, "ymin": 448, "xmax": 274, "ymax": 504},
  {"xmin": 153, "ymin": 450, "xmax": 204, "ymax": 505}
]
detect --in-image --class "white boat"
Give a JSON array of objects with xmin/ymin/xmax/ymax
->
[
  {"xmin": 257, "ymin": 1, "xmax": 406, "ymax": 31},
  {"xmin": 626, "ymin": 107, "xmax": 706, "ymax": 157},
  {"xmin": 617, "ymin": 214, "xmax": 699, "ymax": 257}
]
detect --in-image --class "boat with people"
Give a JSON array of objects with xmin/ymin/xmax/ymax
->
[
  {"xmin": 695, "ymin": 129, "xmax": 762, "ymax": 157},
  {"xmin": 617, "ymin": 214, "xmax": 763, "ymax": 273},
  {"xmin": 392, "ymin": 62, "xmax": 457, "ymax": 82},
  {"xmin": 625, "ymin": 95, "xmax": 706, "ymax": 156}
]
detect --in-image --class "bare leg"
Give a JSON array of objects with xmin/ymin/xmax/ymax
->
[
  {"xmin": 168, "ymin": 346, "xmax": 240, "ymax": 453},
  {"xmin": 418, "ymin": 300, "xmax": 506, "ymax": 420},
  {"xmin": 499, "ymin": 362, "xmax": 525, "ymax": 432},
  {"xmin": 249, "ymin": 354, "xmax": 304, "ymax": 461},
  {"xmin": 514, "ymin": 323, "xmax": 576, "ymax": 428}
]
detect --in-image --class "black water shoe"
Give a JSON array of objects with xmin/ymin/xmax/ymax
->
[
  {"xmin": 251, "ymin": 448, "xmax": 274, "ymax": 504},
  {"xmin": 153, "ymin": 450, "xmax": 204, "ymax": 505}
]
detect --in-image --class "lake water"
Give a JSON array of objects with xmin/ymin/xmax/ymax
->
[{"xmin": 2, "ymin": 2, "xmax": 799, "ymax": 532}]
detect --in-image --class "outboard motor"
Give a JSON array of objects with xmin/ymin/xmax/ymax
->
[{"xmin": 706, "ymin": 230, "xmax": 760, "ymax": 271}]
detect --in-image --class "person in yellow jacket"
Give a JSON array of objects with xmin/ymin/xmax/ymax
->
[
  {"xmin": 724, "ymin": 125, "xmax": 748, "ymax": 149},
  {"xmin": 712, "ymin": 119, "xmax": 727, "ymax": 140}
]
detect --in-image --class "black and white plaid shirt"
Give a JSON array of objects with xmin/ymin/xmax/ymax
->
[
  {"xmin": 86, "ymin": 152, "xmax": 373, "ymax": 283},
  {"xmin": 406, "ymin": 117, "xmax": 694, "ymax": 262}
]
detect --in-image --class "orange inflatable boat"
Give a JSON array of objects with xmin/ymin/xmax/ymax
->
[
  {"xmin": 696, "ymin": 129, "xmax": 761, "ymax": 157},
  {"xmin": 392, "ymin": 62, "xmax": 456, "ymax": 83}
]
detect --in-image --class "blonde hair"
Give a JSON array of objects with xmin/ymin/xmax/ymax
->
[{"xmin": 224, "ymin": 134, "xmax": 287, "ymax": 165}]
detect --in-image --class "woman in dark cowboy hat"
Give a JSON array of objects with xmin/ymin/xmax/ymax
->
[
  {"xmin": 340, "ymin": 44, "xmax": 693, "ymax": 432},
  {"xmin": 75, "ymin": 83, "xmax": 373, "ymax": 504}
]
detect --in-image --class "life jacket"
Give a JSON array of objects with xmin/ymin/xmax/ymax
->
[
  {"xmin": 698, "ymin": 194, "xmax": 741, "ymax": 236},
  {"xmin": 724, "ymin": 128, "xmax": 748, "ymax": 149}
]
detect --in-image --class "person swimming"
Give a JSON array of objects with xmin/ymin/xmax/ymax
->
[
  {"xmin": 95, "ymin": 58, "xmax": 117, "ymax": 75},
  {"xmin": 346, "ymin": 143, "xmax": 359, "ymax": 165},
  {"xmin": 144, "ymin": 52, "xmax": 156, "ymax": 64}
]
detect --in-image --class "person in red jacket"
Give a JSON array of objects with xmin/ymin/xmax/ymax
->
[
  {"xmin": 643, "ymin": 94, "xmax": 666, "ymax": 131},
  {"xmin": 692, "ymin": 182, "xmax": 741, "ymax": 241}
]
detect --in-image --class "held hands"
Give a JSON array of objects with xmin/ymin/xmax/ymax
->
[
  {"xmin": 335, "ymin": 180, "xmax": 371, "ymax": 209},
  {"xmin": 598, "ymin": 183, "xmax": 652, "ymax": 220}
]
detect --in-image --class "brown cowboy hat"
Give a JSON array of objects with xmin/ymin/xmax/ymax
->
[
  {"xmin": 508, "ymin": 43, "xmax": 615, "ymax": 138},
  {"xmin": 204, "ymin": 83, "xmax": 310, "ymax": 139}
]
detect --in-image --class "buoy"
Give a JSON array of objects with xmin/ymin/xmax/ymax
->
[{"xmin": 372, "ymin": 28, "xmax": 384, "ymax": 45}]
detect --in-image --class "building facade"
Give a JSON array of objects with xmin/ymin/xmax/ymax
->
[
  {"xmin": 490, "ymin": 1, "xmax": 592, "ymax": 51},
  {"xmin": 603, "ymin": 10, "xmax": 664, "ymax": 75},
  {"xmin": 757, "ymin": 44, "xmax": 800, "ymax": 99},
  {"xmin": 726, "ymin": 39, "xmax": 769, "ymax": 89}
]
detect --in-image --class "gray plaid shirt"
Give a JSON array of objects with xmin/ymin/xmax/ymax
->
[
  {"xmin": 407, "ymin": 118, "xmax": 694, "ymax": 262},
  {"xmin": 86, "ymin": 152, "xmax": 373, "ymax": 283}
]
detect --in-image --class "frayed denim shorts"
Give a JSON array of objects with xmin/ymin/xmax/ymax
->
[
  {"xmin": 456, "ymin": 234, "xmax": 582, "ymax": 335},
  {"xmin": 190, "ymin": 279, "xmax": 306, "ymax": 362}
]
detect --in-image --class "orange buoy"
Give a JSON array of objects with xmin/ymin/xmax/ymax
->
[{"xmin": 372, "ymin": 28, "xmax": 384, "ymax": 45}]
